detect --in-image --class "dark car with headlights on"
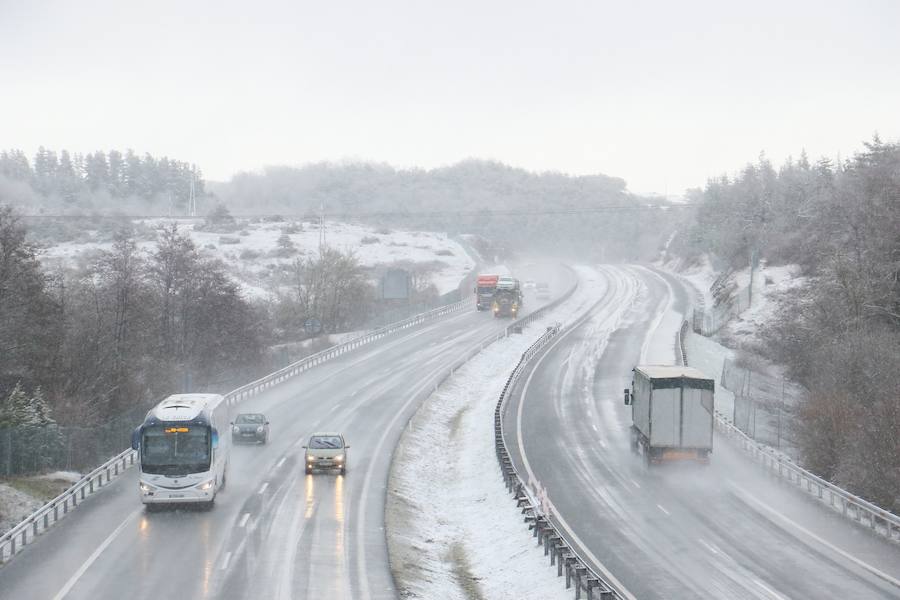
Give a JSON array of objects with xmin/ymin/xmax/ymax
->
[
  {"xmin": 304, "ymin": 432, "xmax": 349, "ymax": 474},
  {"xmin": 231, "ymin": 413, "xmax": 269, "ymax": 444}
]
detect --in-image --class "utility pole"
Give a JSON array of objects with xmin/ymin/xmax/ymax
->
[
  {"xmin": 188, "ymin": 173, "xmax": 196, "ymax": 217},
  {"xmin": 318, "ymin": 199, "xmax": 326, "ymax": 251}
]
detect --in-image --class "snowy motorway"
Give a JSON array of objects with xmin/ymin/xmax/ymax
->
[
  {"xmin": 505, "ymin": 265, "xmax": 900, "ymax": 600},
  {"xmin": 0, "ymin": 264, "xmax": 568, "ymax": 600}
]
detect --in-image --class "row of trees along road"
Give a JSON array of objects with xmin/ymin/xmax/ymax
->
[
  {"xmin": 675, "ymin": 136, "xmax": 900, "ymax": 510},
  {"xmin": 0, "ymin": 207, "xmax": 263, "ymax": 473},
  {"xmin": 0, "ymin": 203, "xmax": 393, "ymax": 475}
]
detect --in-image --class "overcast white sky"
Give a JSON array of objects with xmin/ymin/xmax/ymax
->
[{"xmin": 2, "ymin": 0, "xmax": 898, "ymax": 195}]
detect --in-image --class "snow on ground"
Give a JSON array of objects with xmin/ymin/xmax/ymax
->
[
  {"xmin": 683, "ymin": 330, "xmax": 736, "ymax": 422},
  {"xmin": 37, "ymin": 219, "xmax": 475, "ymax": 300},
  {"xmin": 387, "ymin": 266, "xmax": 607, "ymax": 600},
  {"xmin": 721, "ymin": 262, "xmax": 805, "ymax": 345},
  {"xmin": 662, "ymin": 255, "xmax": 717, "ymax": 311},
  {"xmin": 0, "ymin": 483, "xmax": 44, "ymax": 536},
  {"xmin": 0, "ymin": 471, "xmax": 84, "ymax": 536},
  {"xmin": 34, "ymin": 471, "xmax": 83, "ymax": 484}
]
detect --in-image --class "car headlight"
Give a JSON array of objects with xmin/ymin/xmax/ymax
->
[
  {"xmin": 256, "ymin": 426, "xmax": 264, "ymax": 433},
  {"xmin": 233, "ymin": 425, "xmax": 240, "ymax": 434},
  {"xmin": 198, "ymin": 479, "xmax": 215, "ymax": 491},
  {"xmin": 306, "ymin": 455, "xmax": 314, "ymax": 462},
  {"xmin": 335, "ymin": 454, "xmax": 344, "ymax": 462},
  {"xmin": 140, "ymin": 482, "xmax": 153, "ymax": 492}
]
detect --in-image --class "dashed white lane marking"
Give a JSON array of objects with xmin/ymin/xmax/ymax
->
[
  {"xmin": 630, "ymin": 479, "xmax": 641, "ymax": 489},
  {"xmin": 220, "ymin": 551, "xmax": 232, "ymax": 571},
  {"xmin": 592, "ymin": 424, "xmax": 599, "ymax": 432},
  {"xmin": 276, "ymin": 456, "xmax": 286, "ymax": 468},
  {"xmin": 656, "ymin": 504, "xmax": 670, "ymax": 516},
  {"xmin": 754, "ymin": 578, "xmax": 791, "ymax": 600},
  {"xmin": 698, "ymin": 537, "xmax": 719, "ymax": 555},
  {"xmin": 238, "ymin": 512, "xmax": 251, "ymax": 528},
  {"xmin": 258, "ymin": 482, "xmax": 269, "ymax": 494},
  {"xmin": 51, "ymin": 509, "xmax": 141, "ymax": 600}
]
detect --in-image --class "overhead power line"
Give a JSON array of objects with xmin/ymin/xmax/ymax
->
[{"xmin": 17, "ymin": 204, "xmax": 698, "ymax": 220}]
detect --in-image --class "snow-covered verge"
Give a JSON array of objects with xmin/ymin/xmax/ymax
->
[
  {"xmin": 36, "ymin": 219, "xmax": 475, "ymax": 300},
  {"xmin": 719, "ymin": 262, "xmax": 805, "ymax": 346},
  {"xmin": 0, "ymin": 472, "xmax": 81, "ymax": 536},
  {"xmin": 0, "ymin": 483, "xmax": 43, "ymax": 537},
  {"xmin": 683, "ymin": 330, "xmax": 736, "ymax": 422},
  {"xmin": 386, "ymin": 267, "xmax": 606, "ymax": 600}
]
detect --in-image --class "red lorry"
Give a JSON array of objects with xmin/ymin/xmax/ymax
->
[{"xmin": 474, "ymin": 274, "xmax": 500, "ymax": 310}]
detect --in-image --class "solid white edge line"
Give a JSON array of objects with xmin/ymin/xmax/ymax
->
[
  {"xmin": 728, "ymin": 481, "xmax": 900, "ymax": 590},
  {"xmin": 51, "ymin": 508, "xmax": 141, "ymax": 600},
  {"xmin": 515, "ymin": 266, "xmax": 639, "ymax": 600}
]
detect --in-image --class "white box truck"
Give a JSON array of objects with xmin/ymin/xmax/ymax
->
[{"xmin": 624, "ymin": 365, "xmax": 714, "ymax": 465}]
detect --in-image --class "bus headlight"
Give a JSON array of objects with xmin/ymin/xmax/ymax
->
[
  {"xmin": 139, "ymin": 482, "xmax": 153, "ymax": 492},
  {"xmin": 198, "ymin": 480, "xmax": 215, "ymax": 491}
]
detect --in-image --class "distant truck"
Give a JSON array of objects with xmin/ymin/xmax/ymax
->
[
  {"xmin": 475, "ymin": 274, "xmax": 500, "ymax": 310},
  {"xmin": 492, "ymin": 276, "xmax": 522, "ymax": 318},
  {"xmin": 624, "ymin": 366, "xmax": 714, "ymax": 465},
  {"xmin": 491, "ymin": 288, "xmax": 520, "ymax": 318}
]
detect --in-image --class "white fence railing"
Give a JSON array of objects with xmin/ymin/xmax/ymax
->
[
  {"xmin": 714, "ymin": 411, "xmax": 900, "ymax": 542},
  {"xmin": 679, "ymin": 320, "xmax": 900, "ymax": 543},
  {"xmin": 0, "ymin": 297, "xmax": 471, "ymax": 565}
]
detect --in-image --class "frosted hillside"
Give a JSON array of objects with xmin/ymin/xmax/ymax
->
[{"xmin": 36, "ymin": 219, "xmax": 475, "ymax": 301}]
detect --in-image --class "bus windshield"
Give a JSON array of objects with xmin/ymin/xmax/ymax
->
[{"xmin": 141, "ymin": 424, "xmax": 211, "ymax": 475}]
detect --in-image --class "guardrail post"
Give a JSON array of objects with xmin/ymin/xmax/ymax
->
[
  {"xmin": 565, "ymin": 557, "xmax": 576, "ymax": 588},
  {"xmin": 575, "ymin": 566, "xmax": 587, "ymax": 599}
]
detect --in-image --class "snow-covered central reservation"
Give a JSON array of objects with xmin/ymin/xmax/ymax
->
[
  {"xmin": 387, "ymin": 266, "xmax": 608, "ymax": 600},
  {"xmin": 37, "ymin": 218, "xmax": 475, "ymax": 300}
]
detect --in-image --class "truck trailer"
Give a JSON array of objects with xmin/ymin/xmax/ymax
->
[{"xmin": 624, "ymin": 365, "xmax": 714, "ymax": 465}]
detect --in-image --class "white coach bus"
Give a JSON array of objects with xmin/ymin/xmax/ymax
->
[{"xmin": 131, "ymin": 393, "xmax": 230, "ymax": 509}]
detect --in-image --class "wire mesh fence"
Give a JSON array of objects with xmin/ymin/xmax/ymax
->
[
  {"xmin": 0, "ymin": 406, "xmax": 148, "ymax": 477},
  {"xmin": 692, "ymin": 283, "xmax": 751, "ymax": 336},
  {"xmin": 721, "ymin": 358, "xmax": 804, "ymax": 459}
]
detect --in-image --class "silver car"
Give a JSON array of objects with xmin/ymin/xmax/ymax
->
[{"xmin": 304, "ymin": 432, "xmax": 349, "ymax": 475}]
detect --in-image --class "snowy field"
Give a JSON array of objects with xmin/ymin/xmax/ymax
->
[
  {"xmin": 36, "ymin": 218, "xmax": 475, "ymax": 300},
  {"xmin": 386, "ymin": 266, "xmax": 606, "ymax": 600}
]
